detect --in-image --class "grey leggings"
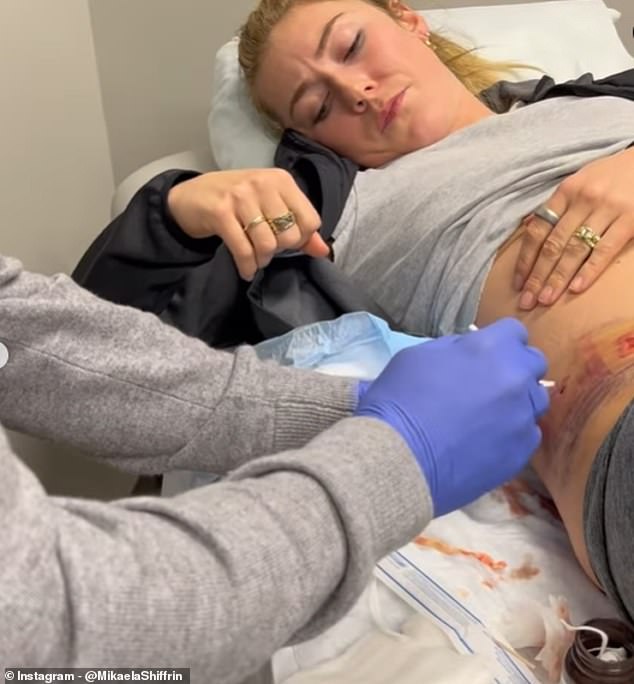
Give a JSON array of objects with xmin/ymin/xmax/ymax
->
[{"xmin": 584, "ymin": 399, "xmax": 634, "ymax": 623}]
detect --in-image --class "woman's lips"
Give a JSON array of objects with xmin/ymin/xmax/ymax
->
[{"xmin": 380, "ymin": 88, "xmax": 407, "ymax": 132}]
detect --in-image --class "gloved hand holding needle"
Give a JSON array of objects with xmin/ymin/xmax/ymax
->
[{"xmin": 356, "ymin": 318, "xmax": 550, "ymax": 516}]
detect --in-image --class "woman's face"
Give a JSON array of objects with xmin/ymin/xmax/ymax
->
[{"xmin": 254, "ymin": 0, "xmax": 488, "ymax": 167}]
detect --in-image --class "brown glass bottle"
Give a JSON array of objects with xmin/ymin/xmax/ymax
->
[{"xmin": 564, "ymin": 618, "xmax": 634, "ymax": 683}]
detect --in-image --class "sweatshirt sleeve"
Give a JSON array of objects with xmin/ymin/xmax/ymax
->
[
  {"xmin": 0, "ymin": 252, "xmax": 434, "ymax": 678},
  {"xmin": 71, "ymin": 169, "xmax": 214, "ymax": 313},
  {"xmin": 0, "ymin": 255, "xmax": 356, "ymax": 474},
  {"xmin": 0, "ymin": 414, "xmax": 431, "ymax": 681}
]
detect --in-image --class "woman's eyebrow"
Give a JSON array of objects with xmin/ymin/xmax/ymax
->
[
  {"xmin": 289, "ymin": 12, "xmax": 346, "ymax": 121},
  {"xmin": 316, "ymin": 12, "xmax": 345, "ymax": 58}
]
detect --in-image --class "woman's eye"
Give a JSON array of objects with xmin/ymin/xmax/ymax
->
[
  {"xmin": 312, "ymin": 31, "xmax": 363, "ymax": 125},
  {"xmin": 345, "ymin": 31, "xmax": 363, "ymax": 60},
  {"xmin": 314, "ymin": 99, "xmax": 330, "ymax": 125}
]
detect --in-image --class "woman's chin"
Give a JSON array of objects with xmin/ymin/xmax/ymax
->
[{"xmin": 356, "ymin": 148, "xmax": 402, "ymax": 169}]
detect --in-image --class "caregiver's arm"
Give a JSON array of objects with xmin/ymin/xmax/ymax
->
[
  {"xmin": 0, "ymin": 416, "xmax": 428, "ymax": 678},
  {"xmin": 0, "ymin": 255, "xmax": 356, "ymax": 474},
  {"xmin": 1, "ymin": 319, "xmax": 546, "ymax": 677}
]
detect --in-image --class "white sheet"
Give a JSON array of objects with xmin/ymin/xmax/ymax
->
[{"xmin": 274, "ymin": 478, "xmax": 618, "ymax": 684}]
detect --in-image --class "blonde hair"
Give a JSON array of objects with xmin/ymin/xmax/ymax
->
[{"xmin": 238, "ymin": 0, "xmax": 528, "ymax": 131}]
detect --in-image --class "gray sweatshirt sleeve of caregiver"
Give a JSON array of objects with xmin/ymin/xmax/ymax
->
[{"xmin": 0, "ymin": 256, "xmax": 431, "ymax": 684}]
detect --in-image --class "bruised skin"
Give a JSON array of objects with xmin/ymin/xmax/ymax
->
[
  {"xmin": 540, "ymin": 322, "xmax": 634, "ymax": 483},
  {"xmin": 476, "ymin": 226, "xmax": 634, "ymax": 585}
]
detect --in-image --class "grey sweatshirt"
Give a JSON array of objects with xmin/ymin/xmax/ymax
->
[{"xmin": 0, "ymin": 256, "xmax": 430, "ymax": 683}]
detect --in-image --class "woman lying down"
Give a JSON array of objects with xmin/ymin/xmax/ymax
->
[{"xmin": 233, "ymin": 0, "xmax": 634, "ymax": 621}]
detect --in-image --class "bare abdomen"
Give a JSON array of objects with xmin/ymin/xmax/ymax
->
[{"xmin": 476, "ymin": 228, "xmax": 634, "ymax": 579}]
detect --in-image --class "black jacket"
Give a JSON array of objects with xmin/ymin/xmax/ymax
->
[
  {"xmin": 73, "ymin": 134, "xmax": 391, "ymax": 347},
  {"xmin": 73, "ymin": 69, "xmax": 634, "ymax": 348}
]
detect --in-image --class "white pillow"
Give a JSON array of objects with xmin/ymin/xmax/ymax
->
[{"xmin": 208, "ymin": 0, "xmax": 634, "ymax": 170}]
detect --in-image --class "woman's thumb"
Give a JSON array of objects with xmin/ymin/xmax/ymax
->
[{"xmin": 301, "ymin": 233, "xmax": 330, "ymax": 258}]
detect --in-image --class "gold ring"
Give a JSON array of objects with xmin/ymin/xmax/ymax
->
[
  {"xmin": 573, "ymin": 225, "xmax": 601, "ymax": 250},
  {"xmin": 267, "ymin": 211, "xmax": 296, "ymax": 236},
  {"xmin": 243, "ymin": 215, "xmax": 268, "ymax": 233}
]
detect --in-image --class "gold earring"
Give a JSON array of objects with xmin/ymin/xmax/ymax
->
[{"xmin": 423, "ymin": 34, "xmax": 436, "ymax": 50}]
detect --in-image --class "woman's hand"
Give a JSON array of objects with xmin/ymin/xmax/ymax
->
[
  {"xmin": 167, "ymin": 168, "xmax": 329, "ymax": 280},
  {"xmin": 513, "ymin": 146, "xmax": 634, "ymax": 310}
]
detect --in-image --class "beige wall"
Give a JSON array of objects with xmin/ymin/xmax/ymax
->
[
  {"xmin": 0, "ymin": 0, "xmax": 114, "ymax": 276},
  {"xmin": 0, "ymin": 0, "xmax": 134, "ymax": 499},
  {"xmin": 88, "ymin": 0, "xmax": 256, "ymax": 184},
  {"xmin": 615, "ymin": 0, "xmax": 634, "ymax": 52}
]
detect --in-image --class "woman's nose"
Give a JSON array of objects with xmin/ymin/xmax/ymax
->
[{"xmin": 333, "ymin": 75, "xmax": 376, "ymax": 113}]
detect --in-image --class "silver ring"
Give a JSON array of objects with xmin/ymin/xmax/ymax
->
[{"xmin": 533, "ymin": 204, "xmax": 561, "ymax": 227}]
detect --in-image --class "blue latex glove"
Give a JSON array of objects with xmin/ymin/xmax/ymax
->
[{"xmin": 355, "ymin": 318, "xmax": 550, "ymax": 517}]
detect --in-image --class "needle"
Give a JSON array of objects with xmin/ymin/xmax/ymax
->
[{"xmin": 467, "ymin": 324, "xmax": 555, "ymax": 389}]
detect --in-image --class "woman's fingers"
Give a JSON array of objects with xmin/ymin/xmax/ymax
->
[
  {"xmin": 534, "ymin": 208, "xmax": 615, "ymax": 305},
  {"xmin": 516, "ymin": 192, "xmax": 588, "ymax": 310},
  {"xmin": 568, "ymin": 215, "xmax": 633, "ymax": 293},
  {"xmin": 167, "ymin": 168, "xmax": 327, "ymax": 280},
  {"xmin": 516, "ymin": 148, "xmax": 634, "ymax": 307},
  {"xmin": 221, "ymin": 213, "xmax": 260, "ymax": 281},
  {"xmin": 302, "ymin": 233, "xmax": 331, "ymax": 258},
  {"xmin": 517, "ymin": 204, "xmax": 619, "ymax": 309},
  {"xmin": 514, "ymin": 192, "xmax": 572, "ymax": 296},
  {"xmin": 514, "ymin": 212, "xmax": 557, "ymax": 292},
  {"xmin": 237, "ymin": 170, "xmax": 325, "ymax": 274},
  {"xmin": 242, "ymin": 194, "xmax": 291, "ymax": 270},
  {"xmin": 279, "ymin": 174, "xmax": 325, "ymax": 253}
]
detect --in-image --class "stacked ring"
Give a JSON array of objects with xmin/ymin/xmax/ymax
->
[
  {"xmin": 573, "ymin": 225, "xmax": 601, "ymax": 250},
  {"xmin": 243, "ymin": 215, "xmax": 268, "ymax": 233},
  {"xmin": 267, "ymin": 211, "xmax": 296, "ymax": 236},
  {"xmin": 244, "ymin": 211, "xmax": 296, "ymax": 237}
]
